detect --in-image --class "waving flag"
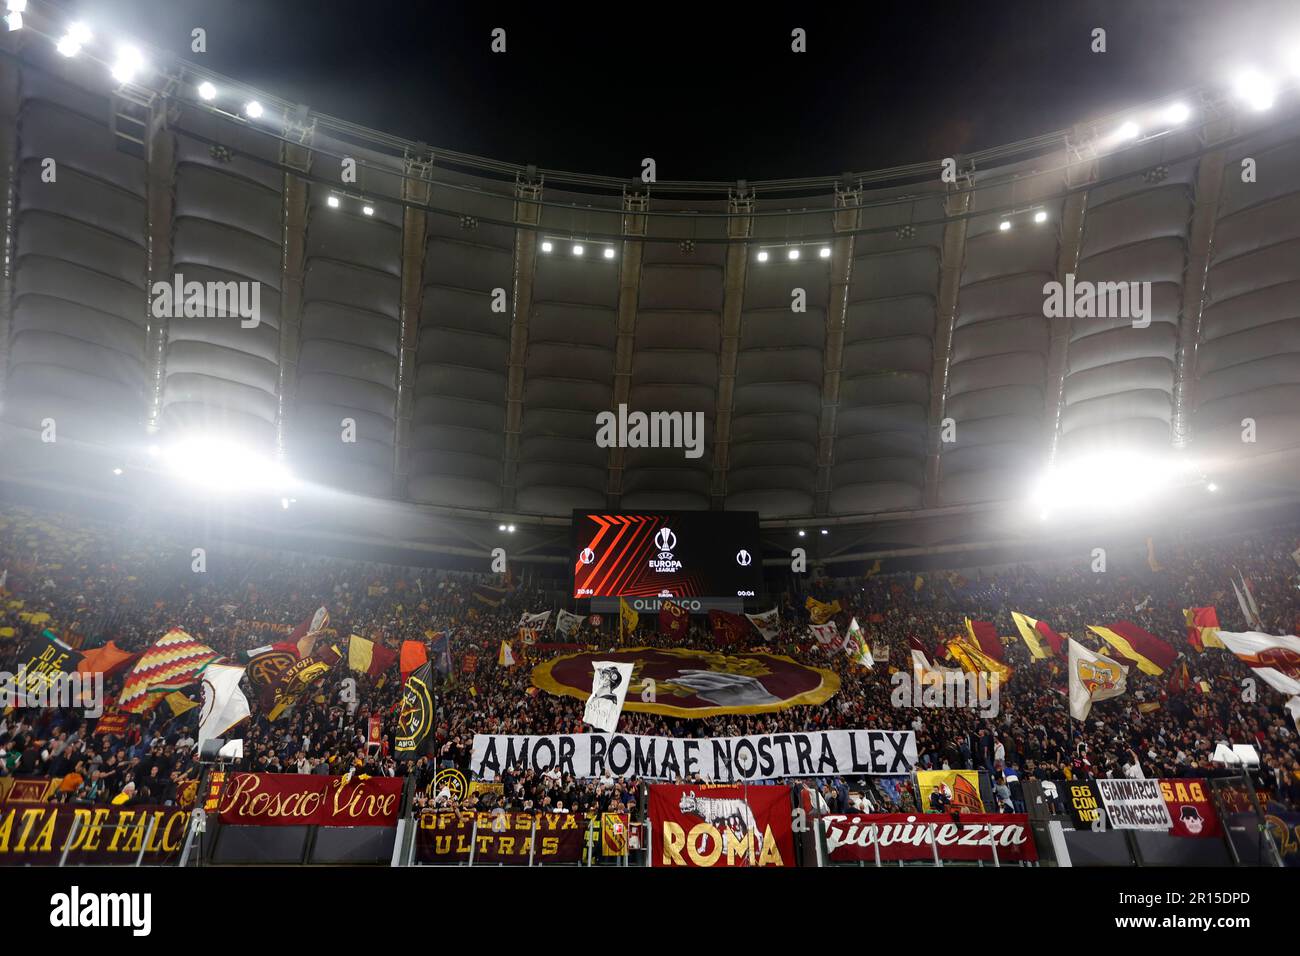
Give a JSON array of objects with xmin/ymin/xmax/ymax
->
[
  {"xmin": 842, "ymin": 617, "xmax": 874, "ymax": 668},
  {"xmin": 1087, "ymin": 621, "xmax": 1176, "ymax": 675},
  {"xmin": 964, "ymin": 618, "xmax": 1004, "ymax": 661},
  {"xmin": 555, "ymin": 609, "xmax": 584, "ymax": 638},
  {"xmin": 197, "ymin": 663, "xmax": 250, "ymax": 752},
  {"xmin": 268, "ymin": 644, "xmax": 341, "ymax": 721},
  {"xmin": 708, "ymin": 609, "xmax": 751, "ymax": 645},
  {"xmin": 1010, "ymin": 612, "xmax": 1061, "ymax": 659},
  {"xmin": 659, "ymin": 601, "xmax": 688, "ymax": 638},
  {"xmin": 119, "ymin": 628, "xmax": 223, "ymax": 714},
  {"xmin": 400, "ymin": 640, "xmax": 428, "ymax": 683},
  {"xmin": 518, "ymin": 611, "xmax": 551, "ymax": 645},
  {"xmin": 619, "ymin": 599, "xmax": 639, "ymax": 637},
  {"xmin": 1068, "ymin": 638, "xmax": 1128, "ymax": 720},
  {"xmin": 1184, "ymin": 607, "xmax": 1224, "ymax": 652},
  {"xmin": 745, "ymin": 608, "xmax": 781, "ymax": 641},
  {"xmin": 809, "ymin": 621, "xmax": 839, "ymax": 645},
  {"xmin": 1216, "ymin": 631, "xmax": 1300, "ymax": 697},
  {"xmin": 806, "ymin": 597, "xmax": 841, "ymax": 625},
  {"xmin": 290, "ymin": 606, "xmax": 330, "ymax": 659},
  {"xmin": 498, "ymin": 640, "xmax": 516, "ymax": 668},
  {"xmin": 946, "ymin": 635, "xmax": 1013, "ymax": 684},
  {"xmin": 582, "ymin": 661, "xmax": 634, "ymax": 733},
  {"xmin": 348, "ymin": 634, "xmax": 398, "ymax": 677},
  {"xmin": 427, "ymin": 630, "xmax": 451, "ymax": 675}
]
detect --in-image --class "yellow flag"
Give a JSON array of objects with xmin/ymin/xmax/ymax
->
[
  {"xmin": 164, "ymin": 692, "xmax": 199, "ymax": 717},
  {"xmin": 619, "ymin": 598, "xmax": 639, "ymax": 637},
  {"xmin": 946, "ymin": 636, "xmax": 1013, "ymax": 684}
]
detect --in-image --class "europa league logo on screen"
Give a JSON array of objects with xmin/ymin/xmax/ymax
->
[
  {"xmin": 580, "ymin": 547, "xmax": 595, "ymax": 564},
  {"xmin": 651, "ymin": 527, "xmax": 682, "ymax": 573}
]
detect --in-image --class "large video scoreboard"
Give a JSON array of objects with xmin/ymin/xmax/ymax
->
[{"xmin": 570, "ymin": 511, "xmax": 762, "ymax": 600}]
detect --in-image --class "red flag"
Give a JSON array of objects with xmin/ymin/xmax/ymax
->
[
  {"xmin": 1167, "ymin": 659, "xmax": 1191, "ymax": 696},
  {"xmin": 965, "ymin": 618, "xmax": 1004, "ymax": 661},
  {"xmin": 659, "ymin": 601, "xmax": 689, "ymax": 638},
  {"xmin": 400, "ymin": 640, "xmax": 428, "ymax": 683},
  {"xmin": 707, "ymin": 609, "xmax": 750, "ymax": 645}
]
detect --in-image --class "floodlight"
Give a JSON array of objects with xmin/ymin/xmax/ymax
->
[
  {"xmin": 498, "ymin": 524, "xmax": 507, "ymax": 531},
  {"xmin": 57, "ymin": 22, "xmax": 90, "ymax": 56},
  {"xmin": 244, "ymin": 100, "xmax": 264, "ymax": 119},
  {"xmin": 998, "ymin": 220, "xmax": 1011, "ymax": 231},
  {"xmin": 362, "ymin": 204, "xmax": 374, "ymax": 216},
  {"xmin": 5, "ymin": 0, "xmax": 25, "ymax": 12},
  {"xmin": 197, "ymin": 80, "xmax": 217, "ymax": 101},
  {"xmin": 112, "ymin": 467, "xmax": 123, "ymax": 476},
  {"xmin": 1162, "ymin": 102, "xmax": 1191, "ymax": 125},
  {"xmin": 540, "ymin": 241, "xmax": 553, "ymax": 253},
  {"xmin": 4, "ymin": 11, "xmax": 20, "ymax": 30},
  {"xmin": 819, "ymin": 247, "xmax": 831, "ymax": 258},
  {"xmin": 1234, "ymin": 69, "xmax": 1275, "ymax": 111},
  {"xmin": 572, "ymin": 244, "xmax": 584, "ymax": 256},
  {"xmin": 1115, "ymin": 120, "xmax": 1140, "ymax": 141},
  {"xmin": 819, "ymin": 529, "xmax": 828, "ymax": 535},
  {"xmin": 110, "ymin": 44, "xmax": 144, "ymax": 84},
  {"xmin": 327, "ymin": 195, "xmax": 340, "ymax": 208},
  {"xmin": 797, "ymin": 529, "xmax": 806, "ymax": 537},
  {"xmin": 161, "ymin": 436, "xmax": 295, "ymax": 496},
  {"xmin": 507, "ymin": 524, "xmax": 516, "ymax": 533},
  {"xmin": 757, "ymin": 250, "xmax": 769, "ymax": 262},
  {"xmin": 1034, "ymin": 210, "xmax": 1048, "ymax": 223},
  {"xmin": 787, "ymin": 248, "xmax": 800, "ymax": 260},
  {"xmin": 1029, "ymin": 450, "xmax": 1188, "ymax": 517},
  {"xmin": 603, "ymin": 247, "xmax": 615, "ymax": 259},
  {"xmin": 1207, "ymin": 482, "xmax": 1219, "ymax": 492}
]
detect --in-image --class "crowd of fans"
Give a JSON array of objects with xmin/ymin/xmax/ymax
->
[{"xmin": 1, "ymin": 504, "xmax": 1298, "ymax": 823}]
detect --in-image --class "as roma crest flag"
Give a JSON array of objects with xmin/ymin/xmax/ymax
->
[
  {"xmin": 267, "ymin": 644, "xmax": 341, "ymax": 721},
  {"xmin": 805, "ymin": 597, "xmax": 841, "ymax": 625},
  {"xmin": 396, "ymin": 660, "xmax": 434, "ymax": 759},
  {"xmin": 659, "ymin": 601, "xmax": 688, "ymax": 638},
  {"xmin": 708, "ymin": 609, "xmax": 750, "ymax": 645}
]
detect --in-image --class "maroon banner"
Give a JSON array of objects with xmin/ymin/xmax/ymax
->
[
  {"xmin": 822, "ymin": 813, "xmax": 1039, "ymax": 863},
  {"xmin": 215, "ymin": 772, "xmax": 403, "ymax": 826},
  {"xmin": 0, "ymin": 803, "xmax": 189, "ymax": 865},
  {"xmin": 648, "ymin": 783, "xmax": 794, "ymax": 867},
  {"xmin": 1158, "ymin": 778, "xmax": 1222, "ymax": 838},
  {"xmin": 414, "ymin": 810, "xmax": 588, "ymax": 864}
]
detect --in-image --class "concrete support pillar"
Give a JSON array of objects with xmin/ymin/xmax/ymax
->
[
  {"xmin": 502, "ymin": 176, "xmax": 542, "ymax": 511},
  {"xmin": 605, "ymin": 189, "xmax": 647, "ymax": 505},
  {"xmin": 814, "ymin": 185, "xmax": 860, "ymax": 515},
  {"xmin": 143, "ymin": 101, "xmax": 176, "ymax": 432},
  {"xmin": 1044, "ymin": 189, "xmax": 1089, "ymax": 462},
  {"xmin": 1173, "ymin": 121, "xmax": 1230, "ymax": 448},
  {"xmin": 393, "ymin": 154, "xmax": 432, "ymax": 497},
  {"xmin": 922, "ymin": 184, "xmax": 971, "ymax": 508},
  {"xmin": 275, "ymin": 124, "xmax": 314, "ymax": 460},
  {"xmin": 710, "ymin": 186, "xmax": 753, "ymax": 508}
]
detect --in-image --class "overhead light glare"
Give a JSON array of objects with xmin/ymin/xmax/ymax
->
[
  {"xmin": 541, "ymin": 240, "xmax": 553, "ymax": 253},
  {"xmin": 327, "ymin": 195, "xmax": 340, "ymax": 208},
  {"xmin": 197, "ymin": 80, "xmax": 217, "ymax": 101},
  {"xmin": 819, "ymin": 247, "xmax": 831, "ymax": 258},
  {"xmin": 110, "ymin": 44, "xmax": 144, "ymax": 84},
  {"xmin": 571, "ymin": 244, "xmax": 584, "ymax": 256},
  {"xmin": 787, "ymin": 248, "xmax": 800, "ymax": 260},
  {"xmin": 362, "ymin": 204, "xmax": 375, "ymax": 216},
  {"xmin": 1163, "ymin": 102, "xmax": 1191, "ymax": 125},
  {"xmin": 244, "ymin": 100, "xmax": 264, "ymax": 119},
  {"xmin": 1234, "ymin": 69, "xmax": 1276, "ymax": 111},
  {"xmin": 998, "ymin": 220, "xmax": 1011, "ymax": 232},
  {"xmin": 603, "ymin": 247, "xmax": 616, "ymax": 259},
  {"xmin": 1034, "ymin": 210, "xmax": 1048, "ymax": 224},
  {"xmin": 757, "ymin": 250, "xmax": 769, "ymax": 262}
]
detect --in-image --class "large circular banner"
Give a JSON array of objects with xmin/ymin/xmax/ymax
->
[{"xmin": 532, "ymin": 646, "xmax": 840, "ymax": 717}]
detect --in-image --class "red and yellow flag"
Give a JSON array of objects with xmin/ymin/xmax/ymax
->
[
  {"xmin": 1010, "ymin": 612, "xmax": 1062, "ymax": 659},
  {"xmin": 946, "ymin": 635, "xmax": 1013, "ymax": 684},
  {"xmin": 1087, "ymin": 621, "xmax": 1176, "ymax": 676},
  {"xmin": 1184, "ymin": 607, "xmax": 1224, "ymax": 651},
  {"xmin": 964, "ymin": 617, "xmax": 1005, "ymax": 661}
]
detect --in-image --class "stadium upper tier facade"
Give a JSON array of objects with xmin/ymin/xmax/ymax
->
[{"xmin": 1, "ymin": 6, "xmax": 1299, "ymax": 551}]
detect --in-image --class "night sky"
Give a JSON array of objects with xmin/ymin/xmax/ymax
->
[{"xmin": 63, "ymin": 0, "xmax": 1300, "ymax": 179}]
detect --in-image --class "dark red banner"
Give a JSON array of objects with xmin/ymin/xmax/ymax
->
[
  {"xmin": 1158, "ymin": 778, "xmax": 1222, "ymax": 838},
  {"xmin": 215, "ymin": 772, "xmax": 403, "ymax": 826},
  {"xmin": 414, "ymin": 810, "xmax": 588, "ymax": 864},
  {"xmin": 822, "ymin": 813, "xmax": 1039, "ymax": 863},
  {"xmin": 648, "ymin": 784, "xmax": 794, "ymax": 867},
  {"xmin": 0, "ymin": 803, "xmax": 189, "ymax": 865}
]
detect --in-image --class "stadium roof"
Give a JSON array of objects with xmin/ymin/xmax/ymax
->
[{"xmin": 2, "ymin": 1, "xmax": 1299, "ymax": 564}]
